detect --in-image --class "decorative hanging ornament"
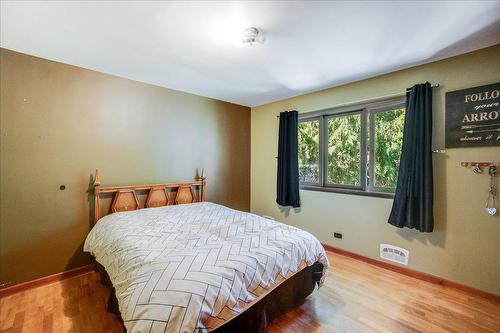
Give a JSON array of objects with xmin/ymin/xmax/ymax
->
[{"xmin": 485, "ymin": 165, "xmax": 497, "ymax": 216}]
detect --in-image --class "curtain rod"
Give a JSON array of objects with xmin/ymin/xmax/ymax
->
[
  {"xmin": 276, "ymin": 83, "xmax": 440, "ymax": 118},
  {"xmin": 406, "ymin": 83, "xmax": 440, "ymax": 91}
]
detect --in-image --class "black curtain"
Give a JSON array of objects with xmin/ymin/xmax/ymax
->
[
  {"xmin": 388, "ymin": 83, "xmax": 434, "ymax": 232},
  {"xmin": 276, "ymin": 111, "xmax": 300, "ymax": 208}
]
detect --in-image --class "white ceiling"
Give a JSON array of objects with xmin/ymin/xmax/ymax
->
[{"xmin": 1, "ymin": 1, "xmax": 500, "ymax": 107}]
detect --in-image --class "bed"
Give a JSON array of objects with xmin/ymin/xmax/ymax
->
[{"xmin": 84, "ymin": 170, "xmax": 329, "ymax": 333}]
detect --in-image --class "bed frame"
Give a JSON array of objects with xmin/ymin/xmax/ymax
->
[
  {"xmin": 92, "ymin": 169, "xmax": 206, "ymax": 224},
  {"xmin": 91, "ymin": 169, "xmax": 323, "ymax": 333}
]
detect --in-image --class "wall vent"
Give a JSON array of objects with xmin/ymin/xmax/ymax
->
[{"xmin": 379, "ymin": 244, "xmax": 409, "ymax": 266}]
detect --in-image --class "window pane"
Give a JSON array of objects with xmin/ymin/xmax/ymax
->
[
  {"xmin": 327, "ymin": 114, "xmax": 361, "ymax": 186},
  {"xmin": 298, "ymin": 120, "xmax": 320, "ymax": 183},
  {"xmin": 374, "ymin": 107, "xmax": 405, "ymax": 189}
]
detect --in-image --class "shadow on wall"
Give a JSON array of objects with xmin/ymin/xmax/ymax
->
[
  {"xmin": 0, "ymin": 223, "xmax": 92, "ymax": 286},
  {"xmin": 87, "ymin": 173, "xmax": 96, "ymax": 232},
  {"xmin": 66, "ymin": 173, "xmax": 94, "ymax": 271},
  {"xmin": 430, "ymin": 20, "xmax": 500, "ymax": 61},
  {"xmin": 59, "ymin": 172, "xmax": 123, "ymax": 332},
  {"xmin": 279, "ymin": 205, "xmax": 302, "ymax": 217}
]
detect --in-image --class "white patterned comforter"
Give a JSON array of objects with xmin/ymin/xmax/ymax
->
[{"xmin": 84, "ymin": 202, "xmax": 329, "ymax": 333}]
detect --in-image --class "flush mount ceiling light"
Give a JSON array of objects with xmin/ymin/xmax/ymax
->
[{"xmin": 242, "ymin": 27, "xmax": 265, "ymax": 46}]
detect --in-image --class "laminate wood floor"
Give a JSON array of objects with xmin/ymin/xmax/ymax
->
[{"xmin": 1, "ymin": 251, "xmax": 499, "ymax": 333}]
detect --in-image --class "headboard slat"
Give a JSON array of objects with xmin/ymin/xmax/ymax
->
[
  {"xmin": 146, "ymin": 188, "xmax": 169, "ymax": 208},
  {"xmin": 112, "ymin": 190, "xmax": 139, "ymax": 213}
]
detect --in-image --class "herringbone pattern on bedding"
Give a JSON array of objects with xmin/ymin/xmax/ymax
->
[{"xmin": 84, "ymin": 202, "xmax": 329, "ymax": 333}]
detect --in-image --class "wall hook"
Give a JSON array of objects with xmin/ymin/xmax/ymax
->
[
  {"xmin": 488, "ymin": 165, "xmax": 497, "ymax": 177},
  {"xmin": 473, "ymin": 164, "xmax": 483, "ymax": 174}
]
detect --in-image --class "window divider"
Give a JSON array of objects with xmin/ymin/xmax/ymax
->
[
  {"xmin": 368, "ymin": 108, "xmax": 376, "ymax": 193},
  {"xmin": 319, "ymin": 114, "xmax": 326, "ymax": 187},
  {"xmin": 360, "ymin": 109, "xmax": 368, "ymax": 191}
]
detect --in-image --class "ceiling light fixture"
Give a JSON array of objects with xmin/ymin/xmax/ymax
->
[{"xmin": 242, "ymin": 27, "xmax": 264, "ymax": 46}]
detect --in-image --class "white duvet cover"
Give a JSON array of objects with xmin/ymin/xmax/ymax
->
[{"xmin": 84, "ymin": 202, "xmax": 329, "ymax": 333}]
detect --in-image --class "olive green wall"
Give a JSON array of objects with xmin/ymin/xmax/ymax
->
[
  {"xmin": 251, "ymin": 45, "xmax": 500, "ymax": 295},
  {"xmin": 0, "ymin": 49, "xmax": 250, "ymax": 286}
]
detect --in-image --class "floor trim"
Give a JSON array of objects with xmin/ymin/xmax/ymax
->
[
  {"xmin": 2, "ymin": 248, "xmax": 498, "ymax": 303},
  {"xmin": 0, "ymin": 264, "xmax": 95, "ymax": 298},
  {"xmin": 322, "ymin": 243, "xmax": 500, "ymax": 303}
]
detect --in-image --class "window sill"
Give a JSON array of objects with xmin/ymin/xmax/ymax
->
[{"xmin": 300, "ymin": 185, "xmax": 395, "ymax": 199}]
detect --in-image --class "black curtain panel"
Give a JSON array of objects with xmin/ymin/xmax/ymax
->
[
  {"xmin": 276, "ymin": 111, "xmax": 300, "ymax": 208},
  {"xmin": 388, "ymin": 83, "xmax": 434, "ymax": 232}
]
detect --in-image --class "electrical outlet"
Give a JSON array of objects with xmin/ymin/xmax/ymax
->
[{"xmin": 334, "ymin": 232, "xmax": 343, "ymax": 239}]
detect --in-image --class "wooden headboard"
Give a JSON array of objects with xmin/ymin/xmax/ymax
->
[{"xmin": 92, "ymin": 169, "xmax": 206, "ymax": 224}]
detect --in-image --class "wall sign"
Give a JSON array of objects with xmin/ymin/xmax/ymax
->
[{"xmin": 445, "ymin": 82, "xmax": 500, "ymax": 148}]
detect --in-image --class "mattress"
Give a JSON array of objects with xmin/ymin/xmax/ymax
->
[{"xmin": 84, "ymin": 202, "xmax": 329, "ymax": 333}]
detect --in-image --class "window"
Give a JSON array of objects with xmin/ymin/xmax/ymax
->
[
  {"xmin": 298, "ymin": 98, "xmax": 405, "ymax": 197},
  {"xmin": 370, "ymin": 106, "xmax": 405, "ymax": 192},
  {"xmin": 327, "ymin": 113, "xmax": 363, "ymax": 187},
  {"xmin": 298, "ymin": 119, "xmax": 320, "ymax": 183}
]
